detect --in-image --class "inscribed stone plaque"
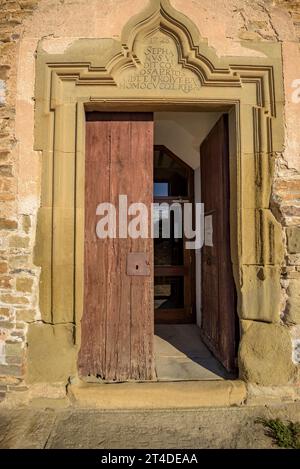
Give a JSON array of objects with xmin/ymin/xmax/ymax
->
[{"xmin": 119, "ymin": 32, "xmax": 201, "ymax": 94}]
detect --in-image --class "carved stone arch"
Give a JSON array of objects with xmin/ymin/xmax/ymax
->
[
  {"xmin": 31, "ymin": 0, "xmax": 288, "ymax": 385},
  {"xmin": 117, "ymin": 0, "xmax": 240, "ymax": 86}
]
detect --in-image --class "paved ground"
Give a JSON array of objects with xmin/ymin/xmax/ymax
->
[
  {"xmin": 1, "ymin": 403, "xmax": 300, "ymax": 448},
  {"xmin": 154, "ymin": 324, "xmax": 231, "ymax": 380}
]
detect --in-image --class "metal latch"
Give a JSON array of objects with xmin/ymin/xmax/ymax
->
[{"xmin": 126, "ymin": 252, "xmax": 150, "ymax": 276}]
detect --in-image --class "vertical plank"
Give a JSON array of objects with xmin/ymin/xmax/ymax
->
[
  {"xmin": 129, "ymin": 118, "xmax": 154, "ymax": 380},
  {"xmin": 78, "ymin": 120, "xmax": 110, "ymax": 377},
  {"xmin": 105, "ymin": 120, "xmax": 132, "ymax": 381}
]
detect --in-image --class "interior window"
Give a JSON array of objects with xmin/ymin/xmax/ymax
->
[{"xmin": 154, "ymin": 182, "xmax": 169, "ymax": 197}]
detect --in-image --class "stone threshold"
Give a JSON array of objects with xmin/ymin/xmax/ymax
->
[{"xmin": 67, "ymin": 380, "xmax": 247, "ymax": 409}]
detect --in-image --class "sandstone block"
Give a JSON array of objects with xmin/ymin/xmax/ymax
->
[
  {"xmin": 0, "ymin": 218, "xmax": 17, "ymax": 230},
  {"xmin": 238, "ymin": 266, "xmax": 281, "ymax": 323},
  {"xmin": 9, "ymin": 255, "xmax": 29, "ymax": 269},
  {"xmin": 22, "ymin": 215, "xmax": 31, "ymax": 234},
  {"xmin": 5, "ymin": 342, "xmax": 23, "ymax": 356},
  {"xmin": 9, "ymin": 235, "xmax": 30, "ymax": 248},
  {"xmin": 285, "ymin": 296, "xmax": 300, "ymax": 325},
  {"xmin": 0, "ymin": 364, "xmax": 23, "ymax": 377},
  {"xmin": 0, "ymin": 307, "xmax": 10, "ymax": 318},
  {"xmin": 15, "ymin": 308, "xmax": 35, "ymax": 322},
  {"xmin": 26, "ymin": 323, "xmax": 77, "ymax": 384},
  {"xmin": 287, "ymin": 227, "xmax": 300, "ymax": 254},
  {"xmin": 0, "ymin": 275, "xmax": 13, "ymax": 289},
  {"xmin": 241, "ymin": 209, "xmax": 283, "ymax": 265},
  {"xmin": 239, "ymin": 322, "xmax": 297, "ymax": 385},
  {"xmin": 0, "ymin": 293, "xmax": 29, "ymax": 305},
  {"xmin": 16, "ymin": 276, "xmax": 33, "ymax": 292},
  {"xmin": 0, "ymin": 165, "xmax": 12, "ymax": 177},
  {"xmin": 0, "ymin": 320, "xmax": 13, "ymax": 329},
  {"xmin": 0, "ymin": 262, "xmax": 8, "ymax": 273}
]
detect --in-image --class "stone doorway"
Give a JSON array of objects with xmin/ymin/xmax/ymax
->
[{"xmin": 29, "ymin": 0, "xmax": 291, "ymax": 390}]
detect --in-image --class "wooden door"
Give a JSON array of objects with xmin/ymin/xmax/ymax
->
[
  {"xmin": 78, "ymin": 112, "xmax": 155, "ymax": 381},
  {"xmin": 200, "ymin": 114, "xmax": 237, "ymax": 372}
]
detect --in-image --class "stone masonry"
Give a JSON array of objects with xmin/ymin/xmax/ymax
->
[
  {"xmin": 0, "ymin": 0, "xmax": 40, "ymax": 401},
  {"xmin": 0, "ymin": 0, "xmax": 300, "ymax": 403}
]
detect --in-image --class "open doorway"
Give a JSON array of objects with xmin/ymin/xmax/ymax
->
[
  {"xmin": 153, "ymin": 144, "xmax": 195, "ymax": 324},
  {"xmin": 153, "ymin": 112, "xmax": 237, "ymax": 381}
]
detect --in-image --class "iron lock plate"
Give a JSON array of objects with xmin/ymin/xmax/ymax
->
[{"xmin": 126, "ymin": 252, "xmax": 150, "ymax": 276}]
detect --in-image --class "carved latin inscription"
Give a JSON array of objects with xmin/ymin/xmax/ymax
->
[{"xmin": 119, "ymin": 34, "xmax": 200, "ymax": 93}]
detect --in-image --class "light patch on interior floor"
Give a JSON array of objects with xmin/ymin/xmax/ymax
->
[{"xmin": 154, "ymin": 324, "xmax": 231, "ymax": 381}]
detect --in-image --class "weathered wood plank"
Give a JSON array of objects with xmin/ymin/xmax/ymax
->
[
  {"xmin": 105, "ymin": 120, "xmax": 132, "ymax": 381},
  {"xmin": 78, "ymin": 120, "xmax": 110, "ymax": 377},
  {"xmin": 129, "ymin": 118, "xmax": 154, "ymax": 380}
]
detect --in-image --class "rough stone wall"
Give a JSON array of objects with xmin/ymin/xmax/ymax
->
[
  {"xmin": 0, "ymin": 0, "xmax": 39, "ymax": 401},
  {"xmin": 0, "ymin": 0, "xmax": 299, "ymax": 402},
  {"xmin": 273, "ymin": 0, "xmax": 300, "ymax": 376}
]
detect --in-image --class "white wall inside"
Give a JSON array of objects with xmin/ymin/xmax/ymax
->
[
  {"xmin": 154, "ymin": 111, "xmax": 222, "ymax": 326},
  {"xmin": 154, "ymin": 112, "xmax": 221, "ymax": 169}
]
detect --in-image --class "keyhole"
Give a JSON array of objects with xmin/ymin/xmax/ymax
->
[{"xmin": 136, "ymin": 265, "xmax": 139, "ymax": 270}]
